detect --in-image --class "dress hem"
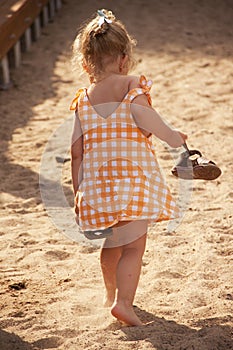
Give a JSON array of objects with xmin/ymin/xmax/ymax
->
[{"xmin": 78, "ymin": 213, "xmax": 180, "ymax": 231}]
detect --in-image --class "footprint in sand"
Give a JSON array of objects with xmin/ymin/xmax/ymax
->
[
  {"xmin": 79, "ymin": 245, "xmax": 99, "ymax": 254},
  {"xmin": 50, "ymin": 328, "xmax": 80, "ymax": 338},
  {"xmin": 216, "ymin": 246, "xmax": 233, "ymax": 257},
  {"xmin": 32, "ymin": 336, "xmax": 63, "ymax": 349},
  {"xmin": 71, "ymin": 304, "xmax": 92, "ymax": 316},
  {"xmin": 156, "ymin": 270, "xmax": 185, "ymax": 279},
  {"xmin": 227, "ymin": 191, "xmax": 233, "ymax": 199},
  {"xmin": 44, "ymin": 250, "xmax": 70, "ymax": 261}
]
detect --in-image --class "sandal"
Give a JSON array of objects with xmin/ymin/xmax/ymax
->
[
  {"xmin": 171, "ymin": 143, "xmax": 221, "ymax": 180},
  {"xmin": 83, "ymin": 227, "xmax": 113, "ymax": 240}
]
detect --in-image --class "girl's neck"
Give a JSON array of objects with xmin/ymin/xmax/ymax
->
[
  {"xmin": 88, "ymin": 55, "xmax": 129, "ymax": 84},
  {"xmin": 90, "ymin": 62, "xmax": 128, "ymax": 84},
  {"xmin": 91, "ymin": 71, "xmax": 120, "ymax": 84}
]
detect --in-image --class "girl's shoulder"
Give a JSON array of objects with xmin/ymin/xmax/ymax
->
[
  {"xmin": 116, "ymin": 74, "xmax": 144, "ymax": 89},
  {"xmin": 128, "ymin": 75, "xmax": 143, "ymax": 89},
  {"xmin": 119, "ymin": 74, "xmax": 152, "ymax": 92},
  {"xmin": 126, "ymin": 75, "xmax": 153, "ymax": 106},
  {"xmin": 129, "ymin": 75, "xmax": 152, "ymax": 89},
  {"xmin": 114, "ymin": 74, "xmax": 152, "ymax": 97}
]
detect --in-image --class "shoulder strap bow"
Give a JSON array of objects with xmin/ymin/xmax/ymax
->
[
  {"xmin": 139, "ymin": 75, "xmax": 153, "ymax": 106},
  {"xmin": 70, "ymin": 88, "xmax": 85, "ymax": 111}
]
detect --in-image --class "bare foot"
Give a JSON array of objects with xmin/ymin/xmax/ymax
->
[
  {"xmin": 111, "ymin": 301, "xmax": 143, "ymax": 326},
  {"xmin": 103, "ymin": 292, "xmax": 115, "ymax": 307}
]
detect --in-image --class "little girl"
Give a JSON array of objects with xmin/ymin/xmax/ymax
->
[{"xmin": 70, "ymin": 9, "xmax": 187, "ymax": 326}]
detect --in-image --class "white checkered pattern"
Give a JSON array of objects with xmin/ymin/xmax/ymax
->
[{"xmin": 71, "ymin": 76, "xmax": 180, "ymax": 229}]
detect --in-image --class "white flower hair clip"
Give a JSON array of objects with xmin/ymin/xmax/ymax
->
[{"xmin": 97, "ymin": 9, "xmax": 113, "ymax": 27}]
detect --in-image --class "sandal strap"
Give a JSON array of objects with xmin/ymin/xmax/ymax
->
[
  {"xmin": 183, "ymin": 143, "xmax": 202, "ymax": 157},
  {"xmin": 196, "ymin": 157, "xmax": 216, "ymax": 166}
]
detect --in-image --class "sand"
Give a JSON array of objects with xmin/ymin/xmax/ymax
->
[{"xmin": 0, "ymin": 0, "xmax": 232, "ymax": 349}]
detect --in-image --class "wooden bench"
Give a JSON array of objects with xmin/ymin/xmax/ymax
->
[{"xmin": 0, "ymin": 0, "xmax": 62, "ymax": 89}]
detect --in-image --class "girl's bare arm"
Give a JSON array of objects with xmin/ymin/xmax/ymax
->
[
  {"xmin": 131, "ymin": 94, "xmax": 187, "ymax": 148},
  {"xmin": 71, "ymin": 114, "xmax": 83, "ymax": 195}
]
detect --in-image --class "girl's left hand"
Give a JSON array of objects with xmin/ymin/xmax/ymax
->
[
  {"xmin": 75, "ymin": 205, "xmax": 79, "ymax": 215},
  {"xmin": 74, "ymin": 204, "xmax": 79, "ymax": 225}
]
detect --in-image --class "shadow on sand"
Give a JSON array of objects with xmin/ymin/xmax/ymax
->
[
  {"xmin": 118, "ymin": 306, "xmax": 233, "ymax": 350},
  {"xmin": 0, "ymin": 329, "xmax": 63, "ymax": 350}
]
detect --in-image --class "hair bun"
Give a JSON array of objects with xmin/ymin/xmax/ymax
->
[
  {"xmin": 101, "ymin": 9, "xmax": 115, "ymax": 22},
  {"xmin": 93, "ymin": 9, "xmax": 115, "ymax": 36}
]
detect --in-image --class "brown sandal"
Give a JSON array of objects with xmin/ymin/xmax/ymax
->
[{"xmin": 171, "ymin": 143, "xmax": 222, "ymax": 180}]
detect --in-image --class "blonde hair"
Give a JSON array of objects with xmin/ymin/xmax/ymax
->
[{"xmin": 72, "ymin": 9, "xmax": 136, "ymax": 78}]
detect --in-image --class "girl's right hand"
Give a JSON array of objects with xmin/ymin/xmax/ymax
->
[
  {"xmin": 169, "ymin": 130, "xmax": 188, "ymax": 148},
  {"xmin": 178, "ymin": 131, "xmax": 188, "ymax": 143}
]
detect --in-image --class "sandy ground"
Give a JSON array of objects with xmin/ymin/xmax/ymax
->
[{"xmin": 0, "ymin": 0, "xmax": 233, "ymax": 349}]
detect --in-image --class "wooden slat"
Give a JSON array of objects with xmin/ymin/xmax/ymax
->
[
  {"xmin": 0, "ymin": 0, "xmax": 50, "ymax": 59},
  {"xmin": 49, "ymin": 0, "xmax": 55, "ymax": 18},
  {"xmin": 33, "ymin": 16, "xmax": 41, "ymax": 40},
  {"xmin": 42, "ymin": 4, "xmax": 49, "ymax": 26},
  {"xmin": 13, "ymin": 40, "xmax": 21, "ymax": 67},
  {"xmin": 1, "ymin": 56, "xmax": 10, "ymax": 86},
  {"xmin": 55, "ymin": 0, "xmax": 62, "ymax": 10}
]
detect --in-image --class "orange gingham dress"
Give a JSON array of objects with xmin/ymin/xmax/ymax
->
[{"xmin": 70, "ymin": 76, "xmax": 180, "ymax": 231}]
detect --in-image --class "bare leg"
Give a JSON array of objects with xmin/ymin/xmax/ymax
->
[
  {"xmin": 100, "ymin": 245, "xmax": 122, "ymax": 307},
  {"xmin": 100, "ymin": 221, "xmax": 136, "ymax": 306},
  {"xmin": 111, "ymin": 231, "xmax": 147, "ymax": 326}
]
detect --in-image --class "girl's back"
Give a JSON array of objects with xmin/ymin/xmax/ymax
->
[{"xmin": 87, "ymin": 74, "xmax": 134, "ymax": 118}]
